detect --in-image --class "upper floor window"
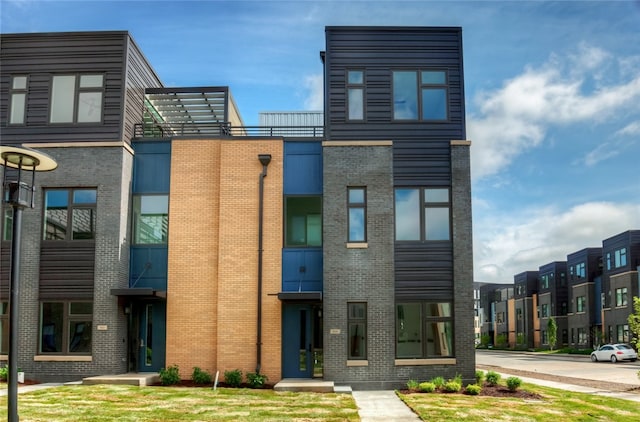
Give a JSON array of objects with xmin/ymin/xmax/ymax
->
[
  {"xmin": 576, "ymin": 296, "xmax": 586, "ymax": 312},
  {"xmin": 540, "ymin": 274, "xmax": 550, "ymax": 289},
  {"xmin": 44, "ymin": 189, "xmax": 97, "ymax": 240},
  {"xmin": 2, "ymin": 207, "xmax": 12, "ymax": 241},
  {"xmin": 606, "ymin": 247, "xmax": 628, "ymax": 270},
  {"xmin": 347, "ymin": 187, "xmax": 366, "ymax": 242},
  {"xmin": 347, "ymin": 70, "xmax": 364, "ymax": 120},
  {"xmin": 615, "ymin": 287, "xmax": 628, "ymax": 307},
  {"xmin": 395, "ymin": 187, "xmax": 450, "ymax": 241},
  {"xmin": 393, "ymin": 70, "xmax": 448, "ymax": 121},
  {"xmin": 133, "ymin": 195, "xmax": 168, "ymax": 244},
  {"xmin": 50, "ymin": 74, "xmax": 104, "ymax": 123},
  {"xmin": 285, "ymin": 196, "xmax": 321, "ymax": 247},
  {"xmin": 541, "ymin": 303, "xmax": 549, "ymax": 318},
  {"xmin": 9, "ymin": 75, "xmax": 28, "ymax": 124}
]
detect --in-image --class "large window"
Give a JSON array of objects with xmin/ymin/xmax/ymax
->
[
  {"xmin": 615, "ymin": 287, "xmax": 628, "ymax": 307},
  {"xmin": 133, "ymin": 195, "xmax": 168, "ymax": 244},
  {"xmin": 540, "ymin": 274, "xmax": 551, "ymax": 289},
  {"xmin": 396, "ymin": 302, "xmax": 453, "ymax": 358},
  {"xmin": 617, "ymin": 324, "xmax": 629, "ymax": 343},
  {"xmin": 9, "ymin": 75, "xmax": 28, "ymax": 124},
  {"xmin": 285, "ymin": 196, "xmax": 322, "ymax": 247},
  {"xmin": 576, "ymin": 295, "xmax": 586, "ymax": 312},
  {"xmin": 347, "ymin": 187, "xmax": 366, "ymax": 242},
  {"xmin": 577, "ymin": 327, "xmax": 587, "ymax": 344},
  {"xmin": 395, "ymin": 188, "xmax": 450, "ymax": 241},
  {"xmin": 44, "ymin": 189, "xmax": 97, "ymax": 240},
  {"xmin": 40, "ymin": 301, "xmax": 92, "ymax": 354},
  {"xmin": 393, "ymin": 70, "xmax": 448, "ymax": 120},
  {"xmin": 540, "ymin": 303, "xmax": 549, "ymax": 318},
  {"xmin": 50, "ymin": 74, "xmax": 104, "ymax": 123},
  {"xmin": 347, "ymin": 70, "xmax": 364, "ymax": 120},
  {"xmin": 348, "ymin": 303, "xmax": 367, "ymax": 360},
  {"xmin": 606, "ymin": 247, "xmax": 628, "ymax": 270}
]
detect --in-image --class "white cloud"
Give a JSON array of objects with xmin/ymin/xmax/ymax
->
[
  {"xmin": 615, "ymin": 121, "xmax": 640, "ymax": 136},
  {"xmin": 303, "ymin": 73, "xmax": 323, "ymax": 110},
  {"xmin": 468, "ymin": 45, "xmax": 640, "ymax": 180},
  {"xmin": 474, "ymin": 202, "xmax": 640, "ymax": 283}
]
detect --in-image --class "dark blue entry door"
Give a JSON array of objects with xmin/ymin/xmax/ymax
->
[{"xmin": 282, "ymin": 304, "xmax": 320, "ymax": 378}]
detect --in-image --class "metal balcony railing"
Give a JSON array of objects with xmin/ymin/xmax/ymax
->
[{"xmin": 133, "ymin": 123, "xmax": 324, "ymax": 139}]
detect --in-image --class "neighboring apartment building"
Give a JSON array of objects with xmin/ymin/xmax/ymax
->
[
  {"xmin": 0, "ymin": 27, "xmax": 474, "ymax": 388},
  {"xmin": 566, "ymin": 247, "xmax": 602, "ymax": 349},
  {"xmin": 537, "ymin": 261, "xmax": 568, "ymax": 348},
  {"xmin": 513, "ymin": 271, "xmax": 539, "ymax": 349}
]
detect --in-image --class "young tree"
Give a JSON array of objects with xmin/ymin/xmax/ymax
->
[
  {"xmin": 627, "ymin": 296, "xmax": 640, "ymax": 350},
  {"xmin": 547, "ymin": 317, "xmax": 557, "ymax": 351}
]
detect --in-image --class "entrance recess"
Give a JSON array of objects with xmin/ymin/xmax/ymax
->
[
  {"xmin": 128, "ymin": 300, "xmax": 166, "ymax": 372},
  {"xmin": 282, "ymin": 303, "xmax": 322, "ymax": 378}
]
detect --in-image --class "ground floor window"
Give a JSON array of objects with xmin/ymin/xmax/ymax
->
[
  {"xmin": 577, "ymin": 327, "xmax": 587, "ymax": 344},
  {"xmin": 396, "ymin": 302, "xmax": 453, "ymax": 358},
  {"xmin": 40, "ymin": 301, "xmax": 93, "ymax": 354},
  {"xmin": 617, "ymin": 324, "xmax": 629, "ymax": 343},
  {"xmin": 0, "ymin": 302, "xmax": 7, "ymax": 354},
  {"xmin": 348, "ymin": 302, "xmax": 367, "ymax": 359}
]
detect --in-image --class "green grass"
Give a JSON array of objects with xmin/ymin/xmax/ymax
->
[
  {"xmin": 399, "ymin": 383, "xmax": 640, "ymax": 421},
  {"xmin": 0, "ymin": 384, "xmax": 359, "ymax": 421}
]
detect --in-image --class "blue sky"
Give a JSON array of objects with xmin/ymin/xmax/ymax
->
[{"xmin": 2, "ymin": 0, "xmax": 640, "ymax": 283}]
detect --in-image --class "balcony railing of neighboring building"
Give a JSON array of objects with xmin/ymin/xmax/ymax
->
[{"xmin": 133, "ymin": 122, "xmax": 324, "ymax": 139}]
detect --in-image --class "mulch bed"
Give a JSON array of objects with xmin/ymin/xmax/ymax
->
[{"xmin": 399, "ymin": 383, "xmax": 543, "ymax": 399}]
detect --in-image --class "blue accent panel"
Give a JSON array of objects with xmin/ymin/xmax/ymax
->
[
  {"xmin": 284, "ymin": 141, "xmax": 322, "ymax": 194},
  {"xmin": 130, "ymin": 246, "xmax": 168, "ymax": 290},
  {"xmin": 282, "ymin": 248, "xmax": 323, "ymax": 292},
  {"xmin": 132, "ymin": 141, "xmax": 171, "ymax": 193},
  {"xmin": 594, "ymin": 276, "xmax": 602, "ymax": 325}
]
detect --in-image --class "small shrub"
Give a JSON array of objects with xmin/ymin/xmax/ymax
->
[
  {"xmin": 224, "ymin": 369, "xmax": 243, "ymax": 388},
  {"xmin": 475, "ymin": 370, "xmax": 484, "ymax": 385},
  {"xmin": 406, "ymin": 379, "xmax": 420, "ymax": 392},
  {"xmin": 159, "ymin": 365, "xmax": 180, "ymax": 385},
  {"xmin": 246, "ymin": 372, "xmax": 268, "ymax": 389},
  {"xmin": 0, "ymin": 366, "xmax": 7, "ymax": 382},
  {"xmin": 191, "ymin": 367, "xmax": 213, "ymax": 385},
  {"xmin": 465, "ymin": 383, "xmax": 482, "ymax": 395},
  {"xmin": 485, "ymin": 371, "xmax": 501, "ymax": 386},
  {"xmin": 430, "ymin": 376, "xmax": 445, "ymax": 388},
  {"xmin": 506, "ymin": 376, "xmax": 522, "ymax": 392},
  {"xmin": 450, "ymin": 374, "xmax": 462, "ymax": 384},
  {"xmin": 442, "ymin": 380, "xmax": 462, "ymax": 393},
  {"xmin": 418, "ymin": 382, "xmax": 436, "ymax": 393}
]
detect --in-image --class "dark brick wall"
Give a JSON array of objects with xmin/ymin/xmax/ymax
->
[{"xmin": 12, "ymin": 145, "xmax": 131, "ymax": 382}]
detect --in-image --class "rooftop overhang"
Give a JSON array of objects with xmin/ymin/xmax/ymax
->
[{"xmin": 276, "ymin": 291, "xmax": 322, "ymax": 302}]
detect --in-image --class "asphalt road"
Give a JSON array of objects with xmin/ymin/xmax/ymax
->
[{"xmin": 476, "ymin": 349, "xmax": 640, "ymax": 387}]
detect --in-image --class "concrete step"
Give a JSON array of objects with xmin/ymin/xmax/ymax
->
[
  {"xmin": 82, "ymin": 372, "xmax": 159, "ymax": 386},
  {"xmin": 273, "ymin": 378, "xmax": 336, "ymax": 393}
]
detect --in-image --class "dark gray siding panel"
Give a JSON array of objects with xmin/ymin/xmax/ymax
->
[
  {"xmin": 39, "ymin": 242, "xmax": 95, "ymax": 299},
  {"xmin": 394, "ymin": 242, "xmax": 453, "ymax": 300}
]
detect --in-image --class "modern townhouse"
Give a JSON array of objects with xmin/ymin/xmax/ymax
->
[
  {"xmin": 566, "ymin": 247, "xmax": 603, "ymax": 349},
  {"xmin": 1, "ymin": 26, "xmax": 475, "ymax": 388},
  {"xmin": 537, "ymin": 261, "xmax": 568, "ymax": 348},
  {"xmin": 513, "ymin": 271, "xmax": 539, "ymax": 349}
]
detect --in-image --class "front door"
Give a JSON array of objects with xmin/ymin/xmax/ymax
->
[
  {"xmin": 282, "ymin": 304, "xmax": 322, "ymax": 378},
  {"xmin": 133, "ymin": 301, "xmax": 166, "ymax": 372}
]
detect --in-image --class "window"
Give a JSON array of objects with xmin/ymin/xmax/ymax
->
[
  {"xmin": 396, "ymin": 302, "xmax": 453, "ymax": 358},
  {"xmin": 541, "ymin": 303, "xmax": 549, "ymax": 318},
  {"xmin": 348, "ymin": 303, "xmax": 367, "ymax": 360},
  {"xmin": 541, "ymin": 330, "xmax": 548, "ymax": 345},
  {"xmin": 576, "ymin": 262, "xmax": 586, "ymax": 278},
  {"xmin": 393, "ymin": 70, "xmax": 447, "ymax": 120},
  {"xmin": 9, "ymin": 75, "xmax": 28, "ymax": 124},
  {"xmin": 40, "ymin": 301, "xmax": 92, "ymax": 354},
  {"xmin": 540, "ymin": 274, "xmax": 550, "ymax": 289},
  {"xmin": 285, "ymin": 196, "xmax": 322, "ymax": 247},
  {"xmin": 576, "ymin": 296, "xmax": 586, "ymax": 312},
  {"xmin": 347, "ymin": 70, "xmax": 364, "ymax": 120},
  {"xmin": 44, "ymin": 189, "xmax": 97, "ymax": 240},
  {"xmin": 617, "ymin": 324, "xmax": 629, "ymax": 343},
  {"xmin": 2, "ymin": 207, "xmax": 12, "ymax": 241},
  {"xmin": 614, "ymin": 248, "xmax": 627, "ymax": 268},
  {"xmin": 50, "ymin": 74, "xmax": 104, "ymax": 123},
  {"xmin": 133, "ymin": 195, "xmax": 168, "ymax": 244},
  {"xmin": 577, "ymin": 327, "xmax": 587, "ymax": 344},
  {"xmin": 0, "ymin": 302, "xmax": 8, "ymax": 354},
  {"xmin": 347, "ymin": 187, "xmax": 366, "ymax": 242},
  {"xmin": 496, "ymin": 312, "xmax": 504, "ymax": 324},
  {"xmin": 615, "ymin": 287, "xmax": 628, "ymax": 307},
  {"xmin": 395, "ymin": 188, "xmax": 450, "ymax": 241}
]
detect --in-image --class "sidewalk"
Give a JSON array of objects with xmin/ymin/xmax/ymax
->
[
  {"xmin": 0, "ymin": 382, "xmax": 64, "ymax": 396},
  {"xmin": 352, "ymin": 390, "xmax": 420, "ymax": 421}
]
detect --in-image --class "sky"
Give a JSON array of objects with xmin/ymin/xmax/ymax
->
[{"xmin": 2, "ymin": 0, "xmax": 640, "ymax": 284}]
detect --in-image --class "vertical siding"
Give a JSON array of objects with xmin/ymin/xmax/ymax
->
[{"xmin": 0, "ymin": 32, "xmax": 132, "ymax": 144}]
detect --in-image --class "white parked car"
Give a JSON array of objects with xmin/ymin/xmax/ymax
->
[{"xmin": 590, "ymin": 344, "xmax": 638, "ymax": 363}]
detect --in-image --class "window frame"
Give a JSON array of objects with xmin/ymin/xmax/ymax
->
[
  {"xmin": 396, "ymin": 301, "xmax": 454, "ymax": 359},
  {"xmin": 43, "ymin": 188, "xmax": 97, "ymax": 241},
  {"xmin": 615, "ymin": 287, "xmax": 628, "ymax": 307},
  {"xmin": 576, "ymin": 295, "xmax": 586, "ymax": 313},
  {"xmin": 347, "ymin": 187, "xmax": 367, "ymax": 243},
  {"xmin": 9, "ymin": 75, "xmax": 28, "ymax": 125},
  {"xmin": 347, "ymin": 302, "xmax": 367, "ymax": 360},
  {"xmin": 132, "ymin": 194, "xmax": 169, "ymax": 245},
  {"xmin": 39, "ymin": 301, "xmax": 93, "ymax": 355},
  {"xmin": 346, "ymin": 69, "xmax": 365, "ymax": 121},
  {"xmin": 392, "ymin": 69, "xmax": 449, "ymax": 122},
  {"xmin": 394, "ymin": 187, "xmax": 451, "ymax": 242},
  {"xmin": 0, "ymin": 302, "xmax": 8, "ymax": 355},
  {"xmin": 284, "ymin": 195, "xmax": 322, "ymax": 248},
  {"xmin": 49, "ymin": 73, "xmax": 105, "ymax": 124}
]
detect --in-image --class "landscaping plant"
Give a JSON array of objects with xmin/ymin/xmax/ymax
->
[
  {"xmin": 191, "ymin": 367, "xmax": 213, "ymax": 385},
  {"xmin": 223, "ymin": 369, "xmax": 243, "ymax": 388},
  {"xmin": 246, "ymin": 372, "xmax": 268, "ymax": 389},
  {"xmin": 159, "ymin": 365, "xmax": 181, "ymax": 386},
  {"xmin": 465, "ymin": 384, "xmax": 482, "ymax": 395},
  {"xmin": 485, "ymin": 371, "xmax": 501, "ymax": 386},
  {"xmin": 418, "ymin": 382, "xmax": 436, "ymax": 393},
  {"xmin": 506, "ymin": 376, "xmax": 522, "ymax": 392}
]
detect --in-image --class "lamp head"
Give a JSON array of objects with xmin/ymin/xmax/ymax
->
[{"xmin": 258, "ymin": 154, "xmax": 272, "ymax": 167}]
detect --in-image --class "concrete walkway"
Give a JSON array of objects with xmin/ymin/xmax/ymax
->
[{"xmin": 352, "ymin": 390, "xmax": 420, "ymax": 421}]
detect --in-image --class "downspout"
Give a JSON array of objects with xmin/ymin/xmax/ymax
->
[{"xmin": 256, "ymin": 154, "xmax": 272, "ymax": 374}]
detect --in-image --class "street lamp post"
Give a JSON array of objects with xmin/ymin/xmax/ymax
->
[{"xmin": 1, "ymin": 146, "xmax": 57, "ymax": 422}]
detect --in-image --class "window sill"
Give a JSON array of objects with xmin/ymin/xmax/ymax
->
[
  {"xmin": 347, "ymin": 360, "xmax": 369, "ymax": 367},
  {"xmin": 33, "ymin": 355, "xmax": 93, "ymax": 362},
  {"xmin": 395, "ymin": 358, "xmax": 456, "ymax": 366},
  {"xmin": 346, "ymin": 243, "xmax": 368, "ymax": 249}
]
